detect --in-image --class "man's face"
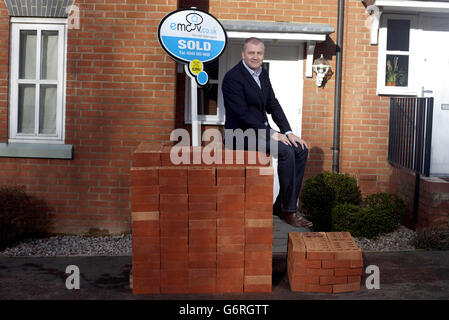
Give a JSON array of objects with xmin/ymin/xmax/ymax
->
[{"xmin": 242, "ymin": 42, "xmax": 265, "ymax": 72}]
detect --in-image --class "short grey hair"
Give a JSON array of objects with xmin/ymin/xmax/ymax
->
[{"xmin": 242, "ymin": 37, "xmax": 265, "ymax": 52}]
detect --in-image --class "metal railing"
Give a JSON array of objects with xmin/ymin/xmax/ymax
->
[{"xmin": 388, "ymin": 97, "xmax": 434, "ymax": 177}]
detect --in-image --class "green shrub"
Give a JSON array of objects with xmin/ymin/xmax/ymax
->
[
  {"xmin": 0, "ymin": 185, "xmax": 49, "ymax": 249},
  {"xmin": 322, "ymin": 171, "xmax": 362, "ymax": 205},
  {"xmin": 300, "ymin": 172, "xmax": 335, "ymax": 231},
  {"xmin": 331, "ymin": 192, "xmax": 407, "ymax": 239},
  {"xmin": 300, "ymin": 171, "xmax": 361, "ymax": 231}
]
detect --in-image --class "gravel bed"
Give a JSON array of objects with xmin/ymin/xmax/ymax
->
[
  {"xmin": 0, "ymin": 226, "xmax": 417, "ymax": 257},
  {"xmin": 353, "ymin": 225, "xmax": 417, "ymax": 252},
  {"xmin": 0, "ymin": 234, "xmax": 132, "ymax": 257}
]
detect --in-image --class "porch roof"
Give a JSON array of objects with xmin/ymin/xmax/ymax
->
[
  {"xmin": 375, "ymin": 0, "xmax": 449, "ymax": 13},
  {"xmin": 220, "ymin": 20, "xmax": 335, "ymax": 42}
]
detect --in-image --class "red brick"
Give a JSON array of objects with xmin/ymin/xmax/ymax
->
[
  {"xmin": 159, "ymin": 185, "xmax": 187, "ymax": 194},
  {"xmin": 322, "ymin": 259, "xmax": 363, "ymax": 269},
  {"xmin": 244, "ymin": 208, "xmax": 272, "ymax": 219},
  {"xmin": 160, "ymin": 194, "xmax": 188, "ymax": 204},
  {"xmin": 132, "ymin": 220, "xmax": 159, "ymax": 237},
  {"xmin": 245, "ymin": 227, "xmax": 273, "ymax": 244},
  {"xmin": 133, "ymin": 142, "xmax": 164, "ymax": 167},
  {"xmin": 348, "ymin": 276, "xmax": 362, "ymax": 283},
  {"xmin": 217, "ymin": 251, "xmax": 244, "ymax": 268},
  {"xmin": 189, "ymin": 210, "xmax": 218, "ymax": 220},
  {"xmin": 132, "ymin": 250, "xmax": 160, "ymax": 265},
  {"xmin": 159, "ymin": 167, "xmax": 187, "ymax": 184},
  {"xmin": 302, "ymin": 232, "xmax": 335, "ymax": 260},
  {"xmin": 217, "ymin": 193, "xmax": 244, "ymax": 203},
  {"xmin": 244, "ymin": 264, "xmax": 272, "ymax": 276},
  {"xmin": 289, "ymin": 281, "xmax": 306, "ymax": 292},
  {"xmin": 217, "ymin": 167, "xmax": 245, "ymax": 178},
  {"xmin": 244, "ymin": 275, "xmax": 272, "ymax": 292},
  {"xmin": 305, "ymin": 284, "xmax": 333, "ymax": 293},
  {"xmin": 159, "ymin": 210, "xmax": 188, "ymax": 221},
  {"xmin": 132, "ymin": 236, "xmax": 160, "ymax": 249},
  {"xmin": 305, "ymin": 268, "xmax": 334, "ymax": 277},
  {"xmin": 130, "ymin": 167, "xmax": 158, "ymax": 186},
  {"xmin": 319, "ymin": 276, "xmax": 348, "ymax": 285},
  {"xmin": 218, "ymin": 200, "xmax": 246, "ymax": 212},
  {"xmin": 188, "ymin": 268, "xmax": 216, "ymax": 293},
  {"xmin": 160, "ymin": 285, "xmax": 189, "ymax": 294},
  {"xmin": 217, "ymin": 176, "xmax": 245, "ymax": 185},
  {"xmin": 218, "ymin": 209, "xmax": 244, "ymax": 219},
  {"xmin": 333, "ymin": 282, "xmax": 361, "ymax": 293},
  {"xmin": 189, "ymin": 251, "xmax": 216, "ymax": 269},
  {"xmin": 217, "ymin": 268, "xmax": 244, "ymax": 293},
  {"xmin": 161, "ymin": 269, "xmax": 188, "ymax": 286},
  {"xmin": 131, "ymin": 212, "xmax": 159, "ymax": 222},
  {"xmin": 160, "ymin": 145, "xmax": 192, "ymax": 167},
  {"xmin": 188, "ymin": 167, "xmax": 216, "ymax": 185},
  {"xmin": 217, "ymin": 185, "xmax": 245, "ymax": 194},
  {"xmin": 334, "ymin": 268, "xmax": 363, "ymax": 277},
  {"xmin": 132, "ymin": 276, "xmax": 161, "ymax": 294}
]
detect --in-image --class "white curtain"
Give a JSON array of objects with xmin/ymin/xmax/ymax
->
[{"xmin": 18, "ymin": 30, "xmax": 58, "ymax": 135}]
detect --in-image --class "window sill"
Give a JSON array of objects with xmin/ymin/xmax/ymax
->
[
  {"xmin": 185, "ymin": 120, "xmax": 225, "ymax": 125},
  {"xmin": 377, "ymin": 88, "xmax": 417, "ymax": 96},
  {"xmin": 0, "ymin": 143, "xmax": 73, "ymax": 159}
]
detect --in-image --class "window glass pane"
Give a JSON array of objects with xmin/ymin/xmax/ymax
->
[
  {"xmin": 387, "ymin": 19, "xmax": 410, "ymax": 51},
  {"xmin": 385, "ymin": 54, "xmax": 409, "ymax": 87},
  {"xmin": 197, "ymin": 83, "xmax": 218, "ymax": 116},
  {"xmin": 39, "ymin": 84, "xmax": 57, "ymax": 134},
  {"xmin": 203, "ymin": 60, "xmax": 218, "ymax": 80},
  {"xmin": 19, "ymin": 30, "xmax": 37, "ymax": 79},
  {"xmin": 18, "ymin": 84, "xmax": 35, "ymax": 134},
  {"xmin": 41, "ymin": 30, "xmax": 59, "ymax": 80}
]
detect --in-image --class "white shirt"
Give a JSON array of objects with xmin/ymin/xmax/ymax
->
[
  {"xmin": 241, "ymin": 60, "xmax": 292, "ymax": 136},
  {"xmin": 242, "ymin": 59, "xmax": 262, "ymax": 88}
]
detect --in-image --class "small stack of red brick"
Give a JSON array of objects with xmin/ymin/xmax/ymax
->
[
  {"xmin": 130, "ymin": 142, "xmax": 273, "ymax": 294},
  {"xmin": 287, "ymin": 232, "xmax": 363, "ymax": 293}
]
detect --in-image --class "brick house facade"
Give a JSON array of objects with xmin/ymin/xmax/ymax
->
[{"xmin": 0, "ymin": 0, "xmax": 448, "ymax": 234}]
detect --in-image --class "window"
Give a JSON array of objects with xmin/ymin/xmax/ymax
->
[
  {"xmin": 185, "ymin": 59, "xmax": 225, "ymax": 125},
  {"xmin": 377, "ymin": 14, "xmax": 417, "ymax": 95},
  {"xmin": 9, "ymin": 18, "xmax": 67, "ymax": 143}
]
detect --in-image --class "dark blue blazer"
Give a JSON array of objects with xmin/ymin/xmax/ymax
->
[{"xmin": 221, "ymin": 61, "xmax": 292, "ymax": 139}]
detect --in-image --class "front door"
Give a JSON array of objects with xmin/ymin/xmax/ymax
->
[
  {"xmin": 420, "ymin": 15, "xmax": 449, "ymax": 175},
  {"xmin": 224, "ymin": 41, "xmax": 304, "ymax": 202}
]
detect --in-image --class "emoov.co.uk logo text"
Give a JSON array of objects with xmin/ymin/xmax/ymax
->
[{"xmin": 170, "ymin": 12, "xmax": 217, "ymax": 35}]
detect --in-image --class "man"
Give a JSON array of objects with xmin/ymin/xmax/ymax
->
[{"xmin": 221, "ymin": 37, "xmax": 312, "ymax": 228}]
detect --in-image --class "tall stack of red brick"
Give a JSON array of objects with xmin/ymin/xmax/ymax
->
[
  {"xmin": 131, "ymin": 142, "xmax": 273, "ymax": 294},
  {"xmin": 288, "ymin": 232, "xmax": 363, "ymax": 293}
]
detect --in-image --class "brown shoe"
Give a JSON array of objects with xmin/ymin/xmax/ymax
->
[{"xmin": 280, "ymin": 211, "xmax": 313, "ymax": 228}]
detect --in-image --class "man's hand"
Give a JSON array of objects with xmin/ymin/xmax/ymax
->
[
  {"xmin": 271, "ymin": 132, "xmax": 291, "ymax": 146},
  {"xmin": 287, "ymin": 133, "xmax": 308, "ymax": 150}
]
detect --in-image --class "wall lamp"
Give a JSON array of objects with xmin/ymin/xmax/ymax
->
[{"xmin": 312, "ymin": 54, "xmax": 332, "ymax": 87}]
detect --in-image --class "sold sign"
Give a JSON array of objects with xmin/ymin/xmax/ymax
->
[{"xmin": 158, "ymin": 8, "xmax": 227, "ymax": 85}]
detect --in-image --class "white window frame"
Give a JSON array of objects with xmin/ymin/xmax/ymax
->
[
  {"xmin": 184, "ymin": 57, "xmax": 226, "ymax": 125},
  {"xmin": 377, "ymin": 14, "xmax": 419, "ymax": 96},
  {"xmin": 9, "ymin": 17, "xmax": 67, "ymax": 144}
]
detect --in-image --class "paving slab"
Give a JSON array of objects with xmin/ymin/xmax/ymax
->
[{"xmin": 1, "ymin": 250, "xmax": 448, "ymax": 301}]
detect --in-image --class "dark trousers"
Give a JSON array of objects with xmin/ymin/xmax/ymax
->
[
  {"xmin": 269, "ymin": 140, "xmax": 308, "ymax": 214},
  {"xmin": 226, "ymin": 131, "xmax": 308, "ymax": 214}
]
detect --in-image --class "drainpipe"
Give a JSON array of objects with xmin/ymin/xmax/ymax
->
[{"xmin": 332, "ymin": 0, "xmax": 345, "ymax": 173}]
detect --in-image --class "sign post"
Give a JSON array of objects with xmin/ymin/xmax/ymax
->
[{"xmin": 158, "ymin": 8, "xmax": 227, "ymax": 146}]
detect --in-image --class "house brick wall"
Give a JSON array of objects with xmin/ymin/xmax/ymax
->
[
  {"xmin": 390, "ymin": 166, "xmax": 449, "ymax": 230},
  {"xmin": 0, "ymin": 0, "xmax": 178, "ymax": 234},
  {"xmin": 209, "ymin": 0, "xmax": 391, "ymax": 195},
  {"xmin": 0, "ymin": 0, "xmax": 398, "ymax": 234},
  {"xmin": 0, "ymin": 1, "xmax": 8, "ymax": 142}
]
